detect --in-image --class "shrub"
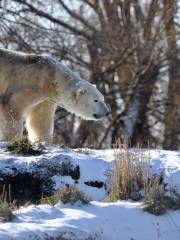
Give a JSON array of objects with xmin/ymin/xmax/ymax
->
[
  {"xmin": 0, "ymin": 185, "xmax": 15, "ymax": 222},
  {"xmin": 6, "ymin": 138, "xmax": 45, "ymax": 155},
  {"xmin": 107, "ymin": 140, "xmax": 150, "ymax": 202},
  {"xmin": 106, "ymin": 140, "xmax": 180, "ymax": 215},
  {"xmin": 143, "ymin": 180, "xmax": 180, "ymax": 215},
  {"xmin": 171, "ymin": 193, "xmax": 180, "ymax": 210},
  {"xmin": 143, "ymin": 175, "xmax": 168, "ymax": 215},
  {"xmin": 0, "ymin": 202, "xmax": 14, "ymax": 222},
  {"xmin": 41, "ymin": 185, "xmax": 91, "ymax": 205}
]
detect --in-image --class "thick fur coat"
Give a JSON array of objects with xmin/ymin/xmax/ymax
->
[{"xmin": 0, "ymin": 49, "xmax": 109, "ymax": 142}]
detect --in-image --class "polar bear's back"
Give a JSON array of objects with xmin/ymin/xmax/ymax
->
[
  {"xmin": 0, "ymin": 48, "xmax": 41, "ymax": 65},
  {"xmin": 0, "ymin": 48, "xmax": 52, "ymax": 95}
]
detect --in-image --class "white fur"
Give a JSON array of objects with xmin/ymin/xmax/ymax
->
[{"xmin": 0, "ymin": 49, "xmax": 109, "ymax": 142}]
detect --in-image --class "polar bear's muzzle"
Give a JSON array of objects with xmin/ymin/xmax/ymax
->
[
  {"xmin": 93, "ymin": 102, "xmax": 110, "ymax": 119},
  {"xmin": 93, "ymin": 113, "xmax": 109, "ymax": 119}
]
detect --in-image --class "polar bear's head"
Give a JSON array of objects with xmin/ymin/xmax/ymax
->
[{"xmin": 58, "ymin": 80, "xmax": 109, "ymax": 121}]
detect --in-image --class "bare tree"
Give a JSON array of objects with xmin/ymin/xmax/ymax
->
[{"xmin": 163, "ymin": 0, "xmax": 180, "ymax": 149}]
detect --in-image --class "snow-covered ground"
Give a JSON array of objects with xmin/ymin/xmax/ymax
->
[
  {"xmin": 0, "ymin": 144, "xmax": 179, "ymax": 240},
  {"xmin": 1, "ymin": 201, "xmax": 180, "ymax": 240}
]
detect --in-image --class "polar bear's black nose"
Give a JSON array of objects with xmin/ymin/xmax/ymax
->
[
  {"xmin": 106, "ymin": 111, "xmax": 110, "ymax": 116},
  {"xmin": 93, "ymin": 114, "xmax": 100, "ymax": 119}
]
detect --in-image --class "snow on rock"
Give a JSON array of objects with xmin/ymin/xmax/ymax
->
[
  {"xmin": 0, "ymin": 144, "xmax": 179, "ymax": 200},
  {"xmin": 0, "ymin": 143, "xmax": 179, "ymax": 239},
  {"xmin": 0, "ymin": 204, "xmax": 100, "ymax": 240},
  {"xmin": 0, "ymin": 144, "xmax": 111, "ymax": 202},
  {"xmin": 149, "ymin": 150, "xmax": 180, "ymax": 192}
]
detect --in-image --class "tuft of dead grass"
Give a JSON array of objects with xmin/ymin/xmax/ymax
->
[
  {"xmin": 41, "ymin": 185, "xmax": 91, "ymax": 205},
  {"xmin": 143, "ymin": 179, "xmax": 180, "ymax": 215},
  {"xmin": 0, "ymin": 185, "xmax": 15, "ymax": 222},
  {"xmin": 6, "ymin": 138, "xmax": 45, "ymax": 155},
  {"xmin": 106, "ymin": 139, "xmax": 180, "ymax": 215},
  {"xmin": 143, "ymin": 175, "xmax": 168, "ymax": 215},
  {"xmin": 0, "ymin": 202, "xmax": 14, "ymax": 222},
  {"xmin": 107, "ymin": 140, "xmax": 150, "ymax": 202}
]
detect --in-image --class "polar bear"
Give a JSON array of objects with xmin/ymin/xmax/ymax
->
[{"xmin": 0, "ymin": 48, "xmax": 109, "ymax": 142}]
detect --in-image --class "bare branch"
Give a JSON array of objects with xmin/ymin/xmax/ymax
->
[
  {"xmin": 132, "ymin": 0, "xmax": 145, "ymax": 26},
  {"xmin": 144, "ymin": 0, "xmax": 159, "ymax": 40},
  {"xmin": 13, "ymin": 0, "xmax": 92, "ymax": 40},
  {"xmin": 58, "ymin": 0, "xmax": 96, "ymax": 32}
]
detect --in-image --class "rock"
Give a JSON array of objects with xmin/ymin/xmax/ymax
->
[{"xmin": 0, "ymin": 144, "xmax": 80, "ymax": 205}]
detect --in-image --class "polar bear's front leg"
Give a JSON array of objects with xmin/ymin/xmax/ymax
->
[
  {"xmin": 0, "ymin": 104, "xmax": 23, "ymax": 141},
  {"xmin": 26, "ymin": 100, "xmax": 56, "ymax": 143}
]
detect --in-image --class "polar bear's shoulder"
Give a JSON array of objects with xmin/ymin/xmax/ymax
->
[{"xmin": 0, "ymin": 48, "xmax": 82, "ymax": 82}]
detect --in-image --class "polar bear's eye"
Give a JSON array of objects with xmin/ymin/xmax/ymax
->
[{"xmin": 94, "ymin": 100, "xmax": 98, "ymax": 102}]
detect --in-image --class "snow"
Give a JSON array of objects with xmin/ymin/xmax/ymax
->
[
  {"xmin": 0, "ymin": 144, "xmax": 179, "ymax": 239},
  {"xmin": 0, "ymin": 201, "xmax": 180, "ymax": 240}
]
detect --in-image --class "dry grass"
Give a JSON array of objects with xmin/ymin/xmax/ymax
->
[
  {"xmin": 0, "ymin": 202, "xmax": 14, "ymax": 222},
  {"xmin": 143, "ymin": 175, "xmax": 168, "ymax": 215},
  {"xmin": 0, "ymin": 185, "xmax": 15, "ymax": 222},
  {"xmin": 143, "ymin": 178, "xmax": 180, "ymax": 215},
  {"xmin": 106, "ymin": 139, "xmax": 180, "ymax": 215},
  {"xmin": 6, "ymin": 138, "xmax": 45, "ymax": 155},
  {"xmin": 107, "ymin": 140, "xmax": 150, "ymax": 202},
  {"xmin": 41, "ymin": 185, "xmax": 91, "ymax": 205}
]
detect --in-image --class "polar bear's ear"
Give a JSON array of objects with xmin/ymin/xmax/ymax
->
[
  {"xmin": 93, "ymin": 84, "xmax": 97, "ymax": 88},
  {"xmin": 72, "ymin": 87, "xmax": 86, "ymax": 102},
  {"xmin": 76, "ymin": 87, "xmax": 86, "ymax": 99},
  {"xmin": 78, "ymin": 87, "xmax": 86, "ymax": 95},
  {"xmin": 49, "ymin": 81, "xmax": 60, "ymax": 95}
]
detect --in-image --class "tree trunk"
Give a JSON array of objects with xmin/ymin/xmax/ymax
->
[
  {"xmin": 122, "ymin": 66, "xmax": 159, "ymax": 146},
  {"xmin": 163, "ymin": 0, "xmax": 180, "ymax": 150}
]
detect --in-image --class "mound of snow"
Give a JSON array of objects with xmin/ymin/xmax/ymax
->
[
  {"xmin": 0, "ymin": 201, "xmax": 179, "ymax": 240},
  {"xmin": 0, "ymin": 144, "xmax": 179, "ymax": 239}
]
